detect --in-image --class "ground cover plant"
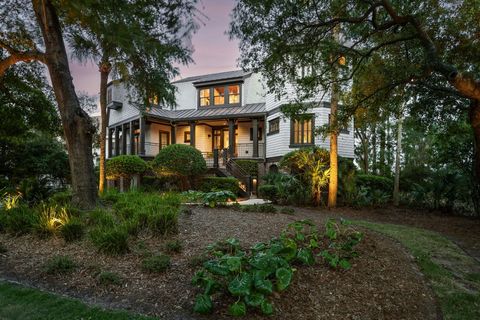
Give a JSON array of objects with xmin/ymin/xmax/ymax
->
[{"xmin": 192, "ymin": 219, "xmax": 363, "ymax": 316}]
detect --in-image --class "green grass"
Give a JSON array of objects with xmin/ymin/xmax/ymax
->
[
  {"xmin": 356, "ymin": 221, "xmax": 480, "ymax": 320},
  {"xmin": 0, "ymin": 281, "xmax": 153, "ymax": 320}
]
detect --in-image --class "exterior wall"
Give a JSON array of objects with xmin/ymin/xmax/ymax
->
[
  {"xmin": 265, "ymin": 107, "xmax": 354, "ymax": 159},
  {"xmin": 108, "ymin": 82, "xmax": 140, "ymax": 126},
  {"xmin": 236, "ymin": 120, "xmax": 265, "ymax": 158},
  {"xmin": 173, "ymin": 81, "xmax": 197, "ymax": 110},
  {"xmin": 265, "ymin": 83, "xmax": 331, "ymax": 112},
  {"xmin": 174, "ymin": 124, "xmax": 212, "ymax": 154},
  {"xmin": 243, "ymin": 73, "xmax": 265, "ymax": 105}
]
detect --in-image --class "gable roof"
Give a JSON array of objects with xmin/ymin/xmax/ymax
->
[{"xmin": 172, "ymin": 70, "xmax": 252, "ymax": 85}]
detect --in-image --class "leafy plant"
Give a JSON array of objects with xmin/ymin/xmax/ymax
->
[
  {"xmin": 43, "ymin": 255, "xmax": 76, "ymax": 274},
  {"xmin": 280, "ymin": 207, "xmax": 295, "ymax": 215},
  {"xmin": 37, "ymin": 205, "xmax": 70, "ymax": 236},
  {"xmin": 165, "ymin": 239, "xmax": 182, "ymax": 253},
  {"xmin": 181, "ymin": 190, "xmax": 205, "ymax": 203},
  {"xmin": 89, "ymin": 226, "xmax": 129, "ymax": 255},
  {"xmin": 142, "ymin": 254, "xmax": 171, "ymax": 273},
  {"xmin": 60, "ymin": 218, "xmax": 85, "ymax": 242},
  {"xmin": 202, "ymin": 191, "xmax": 237, "ymax": 208},
  {"xmin": 1, "ymin": 205, "xmax": 38, "ymax": 235},
  {"xmin": 200, "ymin": 177, "xmax": 241, "ymax": 195},
  {"xmin": 237, "ymin": 204, "xmax": 277, "ymax": 213},
  {"xmin": 1, "ymin": 192, "xmax": 22, "ymax": 210}
]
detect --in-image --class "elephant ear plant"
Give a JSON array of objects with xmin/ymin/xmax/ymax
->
[{"xmin": 191, "ymin": 219, "xmax": 363, "ymax": 316}]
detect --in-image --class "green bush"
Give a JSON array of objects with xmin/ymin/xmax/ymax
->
[
  {"xmin": 356, "ymin": 174, "xmax": 393, "ymax": 194},
  {"xmin": 165, "ymin": 239, "xmax": 182, "ymax": 253},
  {"xmin": 2, "ymin": 206, "xmax": 38, "ymax": 235},
  {"xmin": 97, "ymin": 271, "xmax": 122, "ymax": 286},
  {"xmin": 48, "ymin": 190, "xmax": 73, "ymax": 206},
  {"xmin": 235, "ymin": 160, "xmax": 258, "ymax": 177},
  {"xmin": 151, "ymin": 144, "xmax": 207, "ymax": 189},
  {"xmin": 200, "ymin": 177, "xmax": 241, "ymax": 195},
  {"xmin": 60, "ymin": 218, "xmax": 84, "ymax": 242},
  {"xmin": 87, "ymin": 209, "xmax": 116, "ymax": 227},
  {"xmin": 142, "ymin": 254, "xmax": 171, "ymax": 273},
  {"xmin": 258, "ymin": 184, "xmax": 278, "ymax": 203},
  {"xmin": 89, "ymin": 226, "xmax": 129, "ymax": 255},
  {"xmin": 261, "ymin": 173, "xmax": 309, "ymax": 205},
  {"xmin": 202, "ymin": 191, "xmax": 237, "ymax": 208},
  {"xmin": 106, "ymin": 155, "xmax": 147, "ymax": 180},
  {"xmin": 36, "ymin": 205, "xmax": 70, "ymax": 237},
  {"xmin": 43, "ymin": 255, "xmax": 76, "ymax": 274},
  {"xmin": 100, "ymin": 188, "xmax": 121, "ymax": 203}
]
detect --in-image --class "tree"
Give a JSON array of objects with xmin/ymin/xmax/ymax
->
[
  {"xmin": 230, "ymin": 0, "xmax": 480, "ymax": 193},
  {"xmin": 1, "ymin": 0, "xmax": 96, "ymax": 208},
  {"xmin": 64, "ymin": 0, "xmax": 197, "ymax": 194}
]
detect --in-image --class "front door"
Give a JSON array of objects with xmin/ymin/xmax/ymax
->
[
  {"xmin": 159, "ymin": 131, "xmax": 170, "ymax": 150},
  {"xmin": 213, "ymin": 128, "xmax": 229, "ymax": 150}
]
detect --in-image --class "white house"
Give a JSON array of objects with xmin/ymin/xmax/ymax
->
[{"xmin": 106, "ymin": 70, "xmax": 354, "ymax": 190}]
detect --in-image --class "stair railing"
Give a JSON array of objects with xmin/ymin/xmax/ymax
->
[{"xmin": 226, "ymin": 159, "xmax": 251, "ymax": 195}]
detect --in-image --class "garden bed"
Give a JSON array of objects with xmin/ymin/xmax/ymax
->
[{"xmin": 0, "ymin": 206, "xmax": 439, "ymax": 319}]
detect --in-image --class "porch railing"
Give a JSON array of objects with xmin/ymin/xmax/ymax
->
[{"xmin": 235, "ymin": 143, "xmax": 265, "ymax": 158}]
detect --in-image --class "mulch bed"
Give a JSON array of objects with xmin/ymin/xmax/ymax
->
[{"xmin": 0, "ymin": 207, "xmax": 439, "ymax": 319}]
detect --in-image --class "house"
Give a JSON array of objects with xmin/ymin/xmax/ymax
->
[{"xmin": 106, "ymin": 70, "xmax": 354, "ymax": 192}]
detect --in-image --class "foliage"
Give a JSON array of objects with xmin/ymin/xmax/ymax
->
[
  {"xmin": 89, "ymin": 226, "xmax": 129, "ymax": 255},
  {"xmin": 106, "ymin": 155, "xmax": 147, "ymax": 180},
  {"xmin": 60, "ymin": 218, "xmax": 85, "ymax": 242},
  {"xmin": 200, "ymin": 177, "xmax": 241, "ymax": 195},
  {"xmin": 280, "ymin": 207, "xmax": 295, "ymax": 215},
  {"xmin": 1, "ymin": 192, "xmax": 22, "ymax": 210},
  {"xmin": 97, "ymin": 272, "xmax": 123, "ymax": 286},
  {"xmin": 258, "ymin": 184, "xmax": 278, "ymax": 203},
  {"xmin": 356, "ymin": 174, "xmax": 393, "ymax": 195},
  {"xmin": 36, "ymin": 205, "xmax": 70, "ymax": 237},
  {"xmin": 48, "ymin": 190, "xmax": 73, "ymax": 207},
  {"xmin": 338, "ymin": 157, "xmax": 357, "ymax": 206},
  {"xmin": 280, "ymin": 147, "xmax": 330, "ymax": 206},
  {"xmin": 202, "ymin": 191, "xmax": 237, "ymax": 208},
  {"xmin": 234, "ymin": 160, "xmax": 259, "ymax": 177},
  {"xmin": 152, "ymin": 145, "xmax": 207, "ymax": 189},
  {"xmin": 0, "ymin": 206, "xmax": 37, "ymax": 235},
  {"xmin": 142, "ymin": 254, "xmax": 171, "ymax": 273},
  {"xmin": 180, "ymin": 190, "xmax": 205, "ymax": 203},
  {"xmin": 43, "ymin": 256, "xmax": 76, "ymax": 275},
  {"xmin": 165, "ymin": 239, "xmax": 182, "ymax": 253},
  {"xmin": 192, "ymin": 219, "xmax": 362, "ymax": 316},
  {"xmin": 261, "ymin": 172, "xmax": 309, "ymax": 205}
]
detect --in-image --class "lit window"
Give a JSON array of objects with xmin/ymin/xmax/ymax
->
[
  {"xmin": 268, "ymin": 118, "xmax": 280, "ymax": 134},
  {"xmin": 213, "ymin": 87, "xmax": 225, "ymax": 105},
  {"xmin": 291, "ymin": 117, "xmax": 314, "ymax": 145},
  {"xmin": 228, "ymin": 85, "xmax": 240, "ymax": 104},
  {"xmin": 148, "ymin": 95, "xmax": 159, "ymax": 105},
  {"xmin": 199, "ymin": 89, "xmax": 210, "ymax": 106},
  {"xmin": 184, "ymin": 131, "xmax": 191, "ymax": 143}
]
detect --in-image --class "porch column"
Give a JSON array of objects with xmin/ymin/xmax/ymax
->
[
  {"xmin": 228, "ymin": 119, "xmax": 235, "ymax": 158},
  {"xmin": 139, "ymin": 116, "xmax": 146, "ymax": 156},
  {"xmin": 129, "ymin": 121, "xmax": 135, "ymax": 154},
  {"xmin": 252, "ymin": 118, "xmax": 259, "ymax": 158},
  {"xmin": 190, "ymin": 122, "xmax": 196, "ymax": 147},
  {"xmin": 171, "ymin": 124, "xmax": 176, "ymax": 144},
  {"xmin": 114, "ymin": 126, "xmax": 120, "ymax": 156},
  {"xmin": 121, "ymin": 123, "xmax": 127, "ymax": 155},
  {"xmin": 107, "ymin": 127, "xmax": 113, "ymax": 158}
]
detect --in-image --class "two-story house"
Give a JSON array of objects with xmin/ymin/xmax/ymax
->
[{"xmin": 106, "ymin": 70, "xmax": 354, "ymax": 191}]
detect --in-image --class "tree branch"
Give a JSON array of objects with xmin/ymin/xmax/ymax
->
[{"xmin": 0, "ymin": 40, "xmax": 46, "ymax": 76}]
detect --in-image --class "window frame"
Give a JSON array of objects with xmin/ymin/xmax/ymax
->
[
  {"xmin": 289, "ymin": 115, "xmax": 315, "ymax": 147},
  {"xmin": 184, "ymin": 131, "xmax": 191, "ymax": 143},
  {"xmin": 268, "ymin": 117, "xmax": 280, "ymax": 135},
  {"xmin": 197, "ymin": 83, "xmax": 241, "ymax": 108}
]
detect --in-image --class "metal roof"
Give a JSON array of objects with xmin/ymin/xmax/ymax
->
[
  {"xmin": 172, "ymin": 70, "xmax": 252, "ymax": 84},
  {"xmin": 146, "ymin": 103, "xmax": 266, "ymax": 122}
]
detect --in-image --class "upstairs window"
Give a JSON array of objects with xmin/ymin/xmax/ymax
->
[
  {"xmin": 213, "ymin": 87, "xmax": 225, "ymax": 105},
  {"xmin": 291, "ymin": 116, "xmax": 314, "ymax": 146},
  {"xmin": 199, "ymin": 88, "xmax": 210, "ymax": 107},
  {"xmin": 228, "ymin": 85, "xmax": 240, "ymax": 104},
  {"xmin": 268, "ymin": 118, "xmax": 280, "ymax": 135}
]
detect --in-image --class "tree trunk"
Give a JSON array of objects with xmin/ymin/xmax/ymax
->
[
  {"xmin": 393, "ymin": 115, "xmax": 403, "ymax": 206},
  {"xmin": 98, "ymin": 60, "xmax": 111, "ymax": 194},
  {"xmin": 371, "ymin": 124, "xmax": 377, "ymax": 174},
  {"xmin": 470, "ymin": 99, "xmax": 480, "ymax": 216},
  {"xmin": 379, "ymin": 121, "xmax": 386, "ymax": 175},
  {"xmin": 32, "ymin": 0, "xmax": 97, "ymax": 208}
]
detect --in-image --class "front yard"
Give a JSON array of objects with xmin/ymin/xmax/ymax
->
[{"xmin": 2, "ymin": 192, "xmax": 478, "ymax": 319}]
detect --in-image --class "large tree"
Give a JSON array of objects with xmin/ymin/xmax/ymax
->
[
  {"xmin": 1, "ymin": 0, "xmax": 97, "ymax": 208},
  {"xmin": 230, "ymin": 0, "xmax": 480, "ymax": 193},
  {"xmin": 63, "ymin": 0, "xmax": 197, "ymax": 193}
]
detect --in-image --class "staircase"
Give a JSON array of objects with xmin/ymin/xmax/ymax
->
[{"xmin": 225, "ymin": 159, "xmax": 251, "ymax": 198}]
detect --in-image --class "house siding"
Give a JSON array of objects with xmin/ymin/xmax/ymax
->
[{"xmin": 108, "ymin": 83, "xmax": 140, "ymax": 125}]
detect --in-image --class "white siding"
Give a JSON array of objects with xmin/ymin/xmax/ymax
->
[
  {"xmin": 265, "ymin": 83, "xmax": 331, "ymax": 111},
  {"xmin": 173, "ymin": 81, "xmax": 197, "ymax": 110},
  {"xmin": 174, "ymin": 124, "xmax": 212, "ymax": 153},
  {"xmin": 243, "ymin": 73, "xmax": 265, "ymax": 105},
  {"xmin": 108, "ymin": 82, "xmax": 140, "ymax": 126}
]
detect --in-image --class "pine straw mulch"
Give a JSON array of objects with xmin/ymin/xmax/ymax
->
[{"xmin": 0, "ymin": 207, "xmax": 439, "ymax": 320}]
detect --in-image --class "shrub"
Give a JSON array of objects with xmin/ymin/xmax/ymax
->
[
  {"xmin": 261, "ymin": 173, "xmax": 309, "ymax": 205},
  {"xmin": 202, "ymin": 191, "xmax": 237, "ymax": 208},
  {"xmin": 100, "ymin": 188, "xmax": 121, "ymax": 203},
  {"xmin": 142, "ymin": 254, "xmax": 171, "ymax": 273},
  {"xmin": 97, "ymin": 271, "xmax": 122, "ymax": 286},
  {"xmin": 181, "ymin": 190, "xmax": 205, "ymax": 203},
  {"xmin": 48, "ymin": 190, "xmax": 73, "ymax": 206},
  {"xmin": 87, "ymin": 209, "xmax": 116, "ymax": 227},
  {"xmin": 106, "ymin": 155, "xmax": 147, "ymax": 181},
  {"xmin": 43, "ymin": 255, "xmax": 76, "ymax": 274},
  {"xmin": 1, "ymin": 192, "xmax": 22, "ymax": 210},
  {"xmin": 90, "ymin": 226, "xmax": 129, "ymax": 255},
  {"xmin": 280, "ymin": 207, "xmax": 295, "ymax": 215},
  {"xmin": 258, "ymin": 184, "xmax": 278, "ymax": 203},
  {"xmin": 200, "ymin": 177, "xmax": 241, "ymax": 195},
  {"xmin": 147, "ymin": 205, "xmax": 179, "ymax": 235},
  {"xmin": 36, "ymin": 205, "xmax": 70, "ymax": 237},
  {"xmin": 2, "ymin": 206, "xmax": 38, "ymax": 235},
  {"xmin": 151, "ymin": 144, "xmax": 207, "ymax": 190},
  {"xmin": 356, "ymin": 174, "xmax": 393, "ymax": 194},
  {"xmin": 235, "ymin": 160, "xmax": 258, "ymax": 177},
  {"xmin": 60, "ymin": 218, "xmax": 84, "ymax": 242},
  {"xmin": 165, "ymin": 239, "xmax": 182, "ymax": 253}
]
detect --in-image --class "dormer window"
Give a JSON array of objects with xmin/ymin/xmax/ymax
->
[{"xmin": 198, "ymin": 84, "xmax": 241, "ymax": 107}]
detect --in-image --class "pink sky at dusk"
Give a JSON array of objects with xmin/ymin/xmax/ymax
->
[{"xmin": 69, "ymin": 0, "xmax": 240, "ymax": 97}]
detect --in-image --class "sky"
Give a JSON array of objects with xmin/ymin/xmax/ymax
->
[{"xmin": 70, "ymin": 0, "xmax": 240, "ymax": 97}]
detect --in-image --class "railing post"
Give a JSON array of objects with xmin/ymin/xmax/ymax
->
[
  {"xmin": 139, "ymin": 116, "xmax": 145, "ymax": 156},
  {"xmin": 121, "ymin": 123, "xmax": 127, "ymax": 155},
  {"xmin": 228, "ymin": 119, "xmax": 235, "ymax": 158},
  {"xmin": 252, "ymin": 118, "xmax": 259, "ymax": 158},
  {"xmin": 107, "ymin": 127, "xmax": 113, "ymax": 158},
  {"xmin": 213, "ymin": 149, "xmax": 219, "ymax": 168},
  {"xmin": 114, "ymin": 126, "xmax": 120, "ymax": 156},
  {"xmin": 129, "ymin": 121, "xmax": 135, "ymax": 154},
  {"xmin": 190, "ymin": 121, "xmax": 196, "ymax": 147},
  {"xmin": 171, "ymin": 123, "xmax": 176, "ymax": 144}
]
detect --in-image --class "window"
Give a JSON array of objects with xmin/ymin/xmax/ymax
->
[
  {"xmin": 184, "ymin": 131, "xmax": 191, "ymax": 143},
  {"xmin": 213, "ymin": 87, "xmax": 225, "ymax": 105},
  {"xmin": 199, "ymin": 88, "xmax": 210, "ymax": 107},
  {"xmin": 159, "ymin": 131, "xmax": 170, "ymax": 149},
  {"xmin": 268, "ymin": 118, "xmax": 280, "ymax": 135},
  {"xmin": 107, "ymin": 88, "xmax": 112, "ymax": 104},
  {"xmin": 249, "ymin": 127, "xmax": 263, "ymax": 141},
  {"xmin": 291, "ymin": 117, "xmax": 314, "ymax": 146},
  {"xmin": 228, "ymin": 85, "xmax": 240, "ymax": 104}
]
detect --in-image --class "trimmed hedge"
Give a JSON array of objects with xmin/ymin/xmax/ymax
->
[
  {"xmin": 235, "ymin": 160, "xmax": 258, "ymax": 177},
  {"xmin": 106, "ymin": 155, "xmax": 147, "ymax": 180},
  {"xmin": 151, "ymin": 144, "xmax": 207, "ymax": 177},
  {"xmin": 356, "ymin": 174, "xmax": 393, "ymax": 193},
  {"xmin": 200, "ymin": 177, "xmax": 241, "ymax": 195}
]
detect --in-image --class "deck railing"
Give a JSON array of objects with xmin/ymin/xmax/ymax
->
[{"xmin": 235, "ymin": 143, "xmax": 265, "ymax": 158}]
